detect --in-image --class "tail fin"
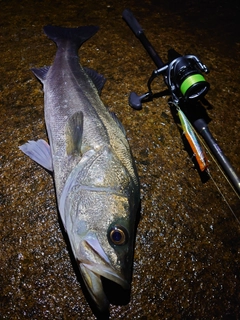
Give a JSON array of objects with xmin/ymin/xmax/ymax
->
[{"xmin": 43, "ymin": 25, "xmax": 99, "ymax": 49}]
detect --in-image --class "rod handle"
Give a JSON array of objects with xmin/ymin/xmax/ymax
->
[{"xmin": 122, "ymin": 8, "xmax": 143, "ymax": 37}]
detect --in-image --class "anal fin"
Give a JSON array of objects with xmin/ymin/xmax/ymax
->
[{"xmin": 31, "ymin": 66, "xmax": 50, "ymax": 83}]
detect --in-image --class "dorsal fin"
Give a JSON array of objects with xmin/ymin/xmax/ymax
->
[
  {"xmin": 109, "ymin": 111, "xmax": 126, "ymax": 136},
  {"xmin": 65, "ymin": 111, "xmax": 83, "ymax": 156},
  {"xmin": 84, "ymin": 67, "xmax": 106, "ymax": 94}
]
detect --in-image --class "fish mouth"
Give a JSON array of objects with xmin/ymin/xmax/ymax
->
[{"xmin": 77, "ymin": 237, "xmax": 129, "ymax": 311}]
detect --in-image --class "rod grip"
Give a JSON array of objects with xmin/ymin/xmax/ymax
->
[{"xmin": 122, "ymin": 9, "xmax": 143, "ymax": 37}]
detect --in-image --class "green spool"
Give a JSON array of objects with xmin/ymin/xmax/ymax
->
[{"xmin": 180, "ymin": 74, "xmax": 206, "ymax": 96}]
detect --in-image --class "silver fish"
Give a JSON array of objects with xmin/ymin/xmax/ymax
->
[{"xmin": 20, "ymin": 25, "xmax": 140, "ymax": 311}]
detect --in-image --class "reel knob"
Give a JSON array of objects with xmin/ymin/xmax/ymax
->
[{"xmin": 129, "ymin": 92, "xmax": 150, "ymax": 110}]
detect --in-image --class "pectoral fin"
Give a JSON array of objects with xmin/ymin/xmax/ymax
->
[
  {"xmin": 19, "ymin": 139, "xmax": 53, "ymax": 171},
  {"xmin": 65, "ymin": 111, "xmax": 83, "ymax": 156}
]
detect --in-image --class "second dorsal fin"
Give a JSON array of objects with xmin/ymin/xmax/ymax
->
[{"xmin": 84, "ymin": 67, "xmax": 106, "ymax": 94}]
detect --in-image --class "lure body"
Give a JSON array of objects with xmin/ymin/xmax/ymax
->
[{"xmin": 178, "ymin": 109, "xmax": 208, "ymax": 171}]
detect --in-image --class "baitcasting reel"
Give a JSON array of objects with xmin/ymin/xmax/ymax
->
[{"xmin": 129, "ymin": 49, "xmax": 210, "ymax": 110}]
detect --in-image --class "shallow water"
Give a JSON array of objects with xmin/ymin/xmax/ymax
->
[{"xmin": 1, "ymin": 0, "xmax": 240, "ymax": 319}]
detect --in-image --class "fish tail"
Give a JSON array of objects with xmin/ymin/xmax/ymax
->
[{"xmin": 43, "ymin": 25, "xmax": 99, "ymax": 49}]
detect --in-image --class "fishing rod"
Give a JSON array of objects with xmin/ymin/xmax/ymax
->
[{"xmin": 122, "ymin": 8, "xmax": 240, "ymax": 196}]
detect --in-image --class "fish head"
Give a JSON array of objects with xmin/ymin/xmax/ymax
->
[{"xmin": 64, "ymin": 190, "xmax": 139, "ymax": 310}]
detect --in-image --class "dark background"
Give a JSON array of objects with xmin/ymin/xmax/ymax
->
[{"xmin": 1, "ymin": 0, "xmax": 240, "ymax": 319}]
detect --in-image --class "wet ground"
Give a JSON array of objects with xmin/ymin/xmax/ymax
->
[{"xmin": 1, "ymin": 0, "xmax": 240, "ymax": 319}]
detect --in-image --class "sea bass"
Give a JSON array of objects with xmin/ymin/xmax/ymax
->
[{"xmin": 20, "ymin": 25, "xmax": 140, "ymax": 310}]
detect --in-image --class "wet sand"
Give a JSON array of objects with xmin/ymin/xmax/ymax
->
[{"xmin": 1, "ymin": 0, "xmax": 240, "ymax": 318}]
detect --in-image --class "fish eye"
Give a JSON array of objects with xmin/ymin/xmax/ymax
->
[{"xmin": 108, "ymin": 225, "xmax": 128, "ymax": 246}]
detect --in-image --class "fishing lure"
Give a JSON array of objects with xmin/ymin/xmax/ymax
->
[
  {"xmin": 177, "ymin": 108, "xmax": 208, "ymax": 172},
  {"xmin": 170, "ymin": 103, "xmax": 240, "ymax": 225}
]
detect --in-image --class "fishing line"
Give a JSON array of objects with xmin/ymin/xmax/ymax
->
[
  {"xmin": 206, "ymin": 169, "xmax": 240, "ymax": 226},
  {"xmin": 169, "ymin": 101, "xmax": 240, "ymax": 225}
]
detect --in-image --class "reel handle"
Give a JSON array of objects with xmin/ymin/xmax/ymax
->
[{"xmin": 129, "ymin": 92, "xmax": 151, "ymax": 110}]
